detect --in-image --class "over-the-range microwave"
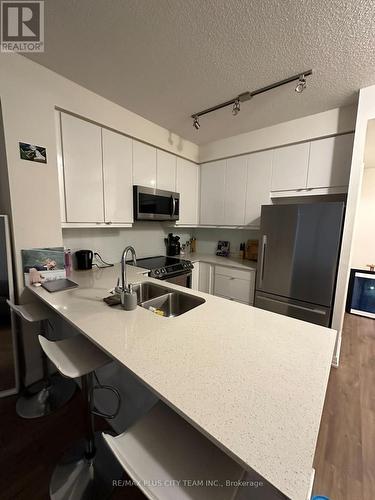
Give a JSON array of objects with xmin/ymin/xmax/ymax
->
[{"xmin": 133, "ymin": 186, "xmax": 180, "ymax": 221}]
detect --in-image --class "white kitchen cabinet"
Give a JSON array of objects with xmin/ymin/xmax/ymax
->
[
  {"xmin": 307, "ymin": 134, "xmax": 354, "ymax": 189},
  {"xmin": 176, "ymin": 158, "xmax": 199, "ymax": 225},
  {"xmin": 271, "ymin": 142, "xmax": 310, "ymax": 192},
  {"xmin": 102, "ymin": 129, "xmax": 133, "ymax": 224},
  {"xmin": 214, "ymin": 266, "xmax": 255, "ymax": 305},
  {"xmin": 245, "ymin": 150, "xmax": 273, "ymax": 227},
  {"xmin": 157, "ymin": 150, "xmax": 176, "ymax": 191},
  {"xmin": 191, "ymin": 261, "xmax": 200, "ymax": 290},
  {"xmin": 224, "ymin": 157, "xmax": 247, "ymax": 225},
  {"xmin": 200, "ymin": 160, "xmax": 226, "ymax": 225},
  {"xmin": 198, "ymin": 262, "xmax": 214, "ymax": 294},
  {"xmin": 60, "ymin": 113, "xmax": 104, "ymax": 223},
  {"xmin": 133, "ymin": 140, "xmax": 157, "ymax": 188}
]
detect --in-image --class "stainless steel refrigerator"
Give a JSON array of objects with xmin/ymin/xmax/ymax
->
[
  {"xmin": 0, "ymin": 215, "xmax": 18, "ymax": 397},
  {"xmin": 254, "ymin": 202, "xmax": 345, "ymax": 327}
]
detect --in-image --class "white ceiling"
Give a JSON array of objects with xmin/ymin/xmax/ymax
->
[{"xmin": 25, "ymin": 0, "xmax": 375, "ymax": 145}]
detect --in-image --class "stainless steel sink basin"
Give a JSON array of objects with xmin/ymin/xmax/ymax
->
[
  {"xmin": 132, "ymin": 282, "xmax": 170, "ymax": 304},
  {"xmin": 104, "ymin": 281, "xmax": 205, "ymax": 316},
  {"xmin": 140, "ymin": 291, "xmax": 205, "ymax": 317}
]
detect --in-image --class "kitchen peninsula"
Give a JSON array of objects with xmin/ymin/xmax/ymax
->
[{"xmin": 28, "ymin": 263, "xmax": 335, "ymax": 500}]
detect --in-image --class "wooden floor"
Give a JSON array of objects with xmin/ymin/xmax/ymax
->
[
  {"xmin": 313, "ymin": 313, "xmax": 375, "ymax": 500},
  {"xmin": 0, "ymin": 325, "xmax": 16, "ymax": 391},
  {"xmin": 0, "ymin": 313, "xmax": 373, "ymax": 500},
  {"xmin": 0, "ymin": 391, "xmax": 145, "ymax": 500}
]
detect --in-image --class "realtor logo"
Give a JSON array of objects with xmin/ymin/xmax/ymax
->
[{"xmin": 1, "ymin": 1, "xmax": 44, "ymax": 52}]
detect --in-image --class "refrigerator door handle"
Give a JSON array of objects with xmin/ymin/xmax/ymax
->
[
  {"xmin": 260, "ymin": 295, "xmax": 327, "ymax": 316},
  {"xmin": 259, "ymin": 234, "xmax": 267, "ymax": 287}
]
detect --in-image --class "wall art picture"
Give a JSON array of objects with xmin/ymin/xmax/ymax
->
[{"xmin": 19, "ymin": 142, "xmax": 47, "ymax": 163}]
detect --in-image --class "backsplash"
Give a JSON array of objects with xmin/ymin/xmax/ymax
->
[
  {"xmin": 191, "ymin": 228, "xmax": 259, "ymax": 256},
  {"xmin": 62, "ymin": 223, "xmax": 259, "ymax": 264},
  {"xmin": 62, "ymin": 222, "xmax": 192, "ymax": 264}
]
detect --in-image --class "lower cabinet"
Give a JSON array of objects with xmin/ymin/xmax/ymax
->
[
  {"xmin": 198, "ymin": 262, "xmax": 214, "ymax": 294},
  {"xmin": 192, "ymin": 261, "xmax": 255, "ymax": 305},
  {"xmin": 214, "ymin": 266, "xmax": 255, "ymax": 305},
  {"xmin": 191, "ymin": 262, "xmax": 200, "ymax": 291}
]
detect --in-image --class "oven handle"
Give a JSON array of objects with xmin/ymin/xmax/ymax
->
[{"xmin": 155, "ymin": 270, "xmax": 192, "ymax": 280}]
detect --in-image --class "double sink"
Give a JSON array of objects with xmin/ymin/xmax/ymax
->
[{"xmin": 114, "ymin": 282, "xmax": 205, "ymax": 317}]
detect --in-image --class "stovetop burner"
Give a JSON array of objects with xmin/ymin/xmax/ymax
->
[{"xmin": 130, "ymin": 255, "xmax": 193, "ymax": 279}]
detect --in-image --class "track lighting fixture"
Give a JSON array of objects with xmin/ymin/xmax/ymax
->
[
  {"xmin": 295, "ymin": 74, "xmax": 307, "ymax": 94},
  {"xmin": 191, "ymin": 70, "xmax": 312, "ymax": 129},
  {"xmin": 232, "ymin": 99, "xmax": 240, "ymax": 116},
  {"xmin": 192, "ymin": 115, "xmax": 200, "ymax": 130}
]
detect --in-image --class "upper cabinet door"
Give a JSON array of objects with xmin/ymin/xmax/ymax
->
[
  {"xmin": 245, "ymin": 150, "xmax": 273, "ymax": 227},
  {"xmin": 102, "ymin": 129, "xmax": 133, "ymax": 224},
  {"xmin": 271, "ymin": 142, "xmax": 310, "ymax": 191},
  {"xmin": 61, "ymin": 113, "xmax": 104, "ymax": 223},
  {"xmin": 176, "ymin": 158, "xmax": 199, "ymax": 225},
  {"xmin": 200, "ymin": 160, "xmax": 226, "ymax": 225},
  {"xmin": 307, "ymin": 134, "xmax": 354, "ymax": 189},
  {"xmin": 133, "ymin": 141, "xmax": 157, "ymax": 188},
  {"xmin": 225, "ymin": 157, "xmax": 247, "ymax": 225},
  {"xmin": 157, "ymin": 150, "xmax": 176, "ymax": 191}
]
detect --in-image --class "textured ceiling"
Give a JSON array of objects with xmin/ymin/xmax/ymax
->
[{"xmin": 25, "ymin": 0, "xmax": 375, "ymax": 144}]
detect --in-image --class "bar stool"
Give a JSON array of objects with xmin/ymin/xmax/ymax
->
[
  {"xmin": 38, "ymin": 334, "xmax": 123, "ymax": 500},
  {"xmin": 7, "ymin": 300, "xmax": 76, "ymax": 419},
  {"xmin": 103, "ymin": 401, "xmax": 245, "ymax": 500}
]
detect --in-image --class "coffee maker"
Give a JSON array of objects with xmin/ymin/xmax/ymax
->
[{"xmin": 165, "ymin": 233, "xmax": 180, "ymax": 256}]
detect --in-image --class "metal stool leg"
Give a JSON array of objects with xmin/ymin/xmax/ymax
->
[
  {"xmin": 16, "ymin": 320, "xmax": 76, "ymax": 419},
  {"xmin": 49, "ymin": 373, "xmax": 123, "ymax": 500}
]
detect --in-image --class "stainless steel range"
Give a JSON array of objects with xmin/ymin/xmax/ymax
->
[{"xmin": 131, "ymin": 256, "xmax": 194, "ymax": 288}]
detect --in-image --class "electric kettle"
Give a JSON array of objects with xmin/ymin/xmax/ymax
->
[{"xmin": 75, "ymin": 250, "xmax": 93, "ymax": 270}]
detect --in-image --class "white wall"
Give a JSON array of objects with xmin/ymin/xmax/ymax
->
[
  {"xmin": 0, "ymin": 53, "xmax": 198, "ymax": 294},
  {"xmin": 200, "ymin": 105, "xmax": 357, "ymax": 162},
  {"xmin": 351, "ymin": 167, "xmax": 375, "ymax": 268},
  {"xmin": 63, "ymin": 223, "xmax": 192, "ymax": 264}
]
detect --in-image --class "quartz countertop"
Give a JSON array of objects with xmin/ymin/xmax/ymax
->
[
  {"xmin": 182, "ymin": 252, "xmax": 257, "ymax": 271},
  {"xmin": 29, "ymin": 264, "xmax": 335, "ymax": 500}
]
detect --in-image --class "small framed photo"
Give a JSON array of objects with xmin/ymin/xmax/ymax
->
[
  {"xmin": 19, "ymin": 142, "xmax": 47, "ymax": 163},
  {"xmin": 216, "ymin": 240, "xmax": 230, "ymax": 257},
  {"xmin": 22, "ymin": 247, "xmax": 65, "ymax": 285}
]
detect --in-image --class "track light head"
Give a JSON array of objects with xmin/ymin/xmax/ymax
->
[
  {"xmin": 232, "ymin": 99, "xmax": 241, "ymax": 116},
  {"xmin": 192, "ymin": 115, "xmax": 200, "ymax": 130},
  {"xmin": 295, "ymin": 74, "xmax": 307, "ymax": 94}
]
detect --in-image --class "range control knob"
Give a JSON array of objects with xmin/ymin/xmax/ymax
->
[
  {"xmin": 161, "ymin": 268, "xmax": 166, "ymax": 274},
  {"xmin": 154, "ymin": 269, "xmax": 160, "ymax": 275}
]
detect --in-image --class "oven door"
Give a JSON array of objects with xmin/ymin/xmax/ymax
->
[
  {"xmin": 134, "ymin": 186, "xmax": 180, "ymax": 221},
  {"xmin": 161, "ymin": 271, "xmax": 192, "ymax": 289}
]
